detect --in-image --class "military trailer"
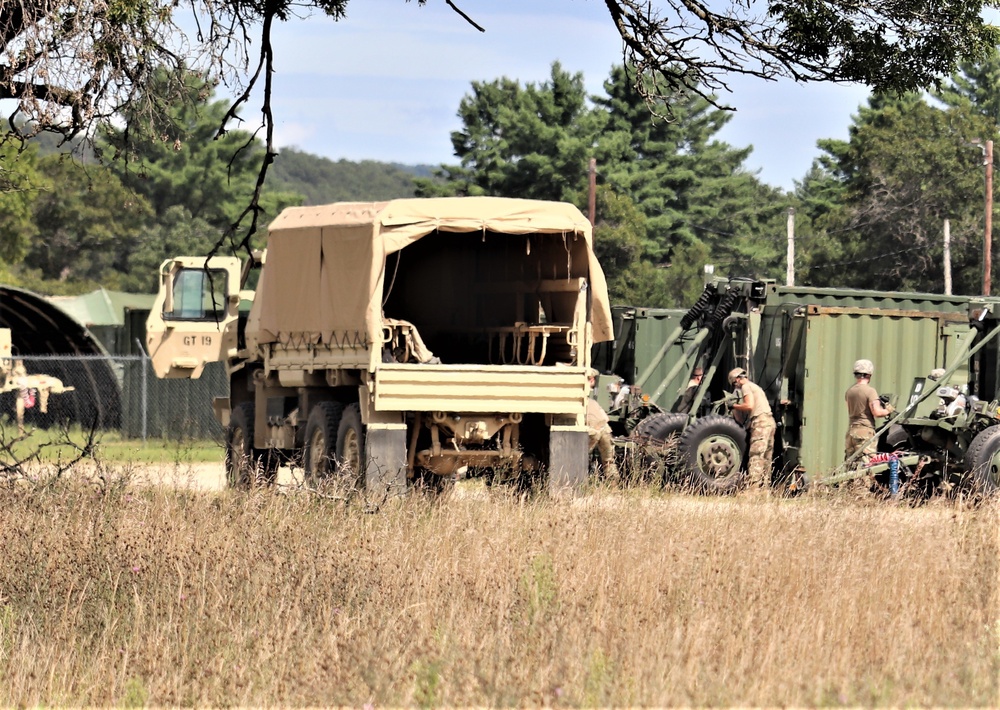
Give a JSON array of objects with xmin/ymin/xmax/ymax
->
[
  {"xmin": 597, "ymin": 278, "xmax": 999, "ymax": 495},
  {"xmin": 146, "ymin": 197, "xmax": 614, "ymax": 494}
]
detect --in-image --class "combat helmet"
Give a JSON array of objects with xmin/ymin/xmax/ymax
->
[{"xmin": 853, "ymin": 359, "xmax": 874, "ymax": 376}]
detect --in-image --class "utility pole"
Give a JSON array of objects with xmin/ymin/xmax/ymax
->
[
  {"xmin": 588, "ymin": 158, "xmax": 597, "ymax": 227},
  {"xmin": 944, "ymin": 218, "xmax": 952, "ymax": 295},
  {"xmin": 986, "ymin": 140, "xmax": 994, "ymax": 296},
  {"xmin": 786, "ymin": 208, "xmax": 795, "ymax": 287}
]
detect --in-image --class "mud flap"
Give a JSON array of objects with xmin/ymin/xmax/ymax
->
[
  {"xmin": 366, "ymin": 423, "xmax": 408, "ymax": 497},
  {"xmin": 548, "ymin": 425, "xmax": 589, "ymax": 495}
]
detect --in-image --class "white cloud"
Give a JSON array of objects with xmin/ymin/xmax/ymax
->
[{"xmin": 272, "ymin": 120, "xmax": 319, "ymax": 151}]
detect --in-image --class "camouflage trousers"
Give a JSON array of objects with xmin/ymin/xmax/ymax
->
[
  {"xmin": 845, "ymin": 423, "xmax": 877, "ymax": 464},
  {"xmin": 588, "ymin": 425, "xmax": 618, "ymax": 476},
  {"xmin": 747, "ymin": 413, "xmax": 776, "ymax": 487}
]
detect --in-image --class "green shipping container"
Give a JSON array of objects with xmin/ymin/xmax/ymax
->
[
  {"xmin": 591, "ymin": 306, "xmax": 690, "ymax": 410},
  {"xmin": 751, "ymin": 284, "xmax": 980, "ymax": 478},
  {"xmin": 754, "ymin": 298, "xmax": 975, "ymax": 478}
]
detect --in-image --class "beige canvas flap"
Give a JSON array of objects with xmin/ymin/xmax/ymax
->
[
  {"xmin": 319, "ymin": 223, "xmax": 380, "ymax": 346},
  {"xmin": 255, "ymin": 197, "xmax": 614, "ymax": 348},
  {"xmin": 588, "ymin": 252, "xmax": 613, "ymax": 343},
  {"xmin": 257, "ymin": 226, "xmax": 322, "ymax": 344}
]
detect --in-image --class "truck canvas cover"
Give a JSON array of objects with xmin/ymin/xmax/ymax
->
[{"xmin": 249, "ymin": 197, "xmax": 614, "ymax": 356}]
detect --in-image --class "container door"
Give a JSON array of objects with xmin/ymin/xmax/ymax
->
[
  {"xmin": 941, "ymin": 321, "xmax": 974, "ymax": 384},
  {"xmin": 799, "ymin": 311, "xmax": 954, "ymax": 477},
  {"xmin": 145, "ymin": 256, "xmax": 242, "ymax": 378}
]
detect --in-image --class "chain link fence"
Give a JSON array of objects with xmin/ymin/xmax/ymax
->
[{"xmin": 7, "ymin": 354, "xmax": 229, "ymax": 441}]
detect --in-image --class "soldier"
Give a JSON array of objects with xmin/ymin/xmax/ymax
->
[
  {"xmin": 586, "ymin": 368, "xmax": 618, "ymax": 478},
  {"xmin": 844, "ymin": 358, "xmax": 894, "ymax": 464},
  {"xmin": 728, "ymin": 368, "xmax": 775, "ymax": 491},
  {"xmin": 677, "ymin": 366, "xmax": 704, "ymax": 414}
]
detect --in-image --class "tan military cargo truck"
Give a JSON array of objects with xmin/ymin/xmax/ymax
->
[{"xmin": 146, "ymin": 197, "xmax": 614, "ymax": 494}]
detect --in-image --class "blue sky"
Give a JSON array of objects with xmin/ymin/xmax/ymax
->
[{"xmin": 266, "ymin": 0, "xmax": 872, "ymax": 191}]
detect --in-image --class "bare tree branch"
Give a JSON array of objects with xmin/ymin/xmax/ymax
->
[{"xmin": 445, "ymin": 0, "xmax": 485, "ymax": 32}]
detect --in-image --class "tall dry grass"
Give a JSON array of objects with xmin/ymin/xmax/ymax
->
[{"xmin": 0, "ymin": 475, "xmax": 996, "ymax": 707}]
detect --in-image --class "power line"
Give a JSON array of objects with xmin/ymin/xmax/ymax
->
[
  {"xmin": 798, "ymin": 245, "xmax": 927, "ymax": 272},
  {"xmin": 594, "ymin": 163, "xmax": 985, "ymax": 249}
]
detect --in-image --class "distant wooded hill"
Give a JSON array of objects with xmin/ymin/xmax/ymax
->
[{"xmin": 268, "ymin": 147, "xmax": 436, "ymax": 204}]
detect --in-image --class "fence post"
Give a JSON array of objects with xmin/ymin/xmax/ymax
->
[{"xmin": 137, "ymin": 341, "xmax": 149, "ymax": 442}]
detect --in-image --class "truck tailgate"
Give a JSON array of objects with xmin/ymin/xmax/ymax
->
[{"xmin": 374, "ymin": 364, "xmax": 587, "ymax": 414}]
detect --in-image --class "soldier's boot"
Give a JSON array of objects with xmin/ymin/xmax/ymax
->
[{"xmin": 743, "ymin": 460, "xmax": 772, "ymax": 497}]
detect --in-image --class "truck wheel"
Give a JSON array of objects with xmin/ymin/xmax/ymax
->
[
  {"xmin": 632, "ymin": 413, "xmax": 687, "ymax": 484},
  {"xmin": 336, "ymin": 403, "xmax": 366, "ymax": 490},
  {"xmin": 303, "ymin": 401, "xmax": 344, "ymax": 483},
  {"xmin": 634, "ymin": 412, "xmax": 688, "ymax": 443},
  {"xmin": 225, "ymin": 402, "xmax": 277, "ymax": 488},
  {"xmin": 964, "ymin": 424, "xmax": 1000, "ymax": 494},
  {"xmin": 677, "ymin": 414, "xmax": 746, "ymax": 493}
]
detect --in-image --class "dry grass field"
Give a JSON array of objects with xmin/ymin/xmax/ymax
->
[{"xmin": 0, "ymin": 465, "xmax": 996, "ymax": 707}]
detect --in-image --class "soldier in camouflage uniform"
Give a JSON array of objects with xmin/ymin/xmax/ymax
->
[
  {"xmin": 586, "ymin": 368, "xmax": 618, "ymax": 478},
  {"xmin": 728, "ymin": 368, "xmax": 775, "ymax": 490},
  {"xmin": 844, "ymin": 358, "xmax": 894, "ymax": 465}
]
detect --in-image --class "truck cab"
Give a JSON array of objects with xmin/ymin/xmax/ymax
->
[{"xmin": 146, "ymin": 255, "xmax": 245, "ymax": 379}]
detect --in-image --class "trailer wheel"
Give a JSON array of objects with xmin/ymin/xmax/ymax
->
[
  {"xmin": 303, "ymin": 401, "xmax": 344, "ymax": 483},
  {"xmin": 677, "ymin": 414, "xmax": 746, "ymax": 493},
  {"xmin": 225, "ymin": 402, "xmax": 278, "ymax": 488},
  {"xmin": 964, "ymin": 424, "xmax": 1000, "ymax": 494},
  {"xmin": 336, "ymin": 403, "xmax": 366, "ymax": 490}
]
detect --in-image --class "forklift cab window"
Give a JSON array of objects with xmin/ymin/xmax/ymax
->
[{"xmin": 163, "ymin": 268, "xmax": 228, "ymax": 321}]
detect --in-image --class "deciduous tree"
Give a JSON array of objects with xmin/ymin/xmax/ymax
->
[
  {"xmin": 0, "ymin": 144, "xmax": 43, "ymax": 264},
  {"xmin": 25, "ymin": 155, "xmax": 153, "ymax": 283}
]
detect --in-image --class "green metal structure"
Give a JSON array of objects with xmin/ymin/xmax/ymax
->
[
  {"xmin": 594, "ymin": 278, "xmax": 998, "ymax": 490},
  {"xmin": 750, "ymin": 283, "xmax": 974, "ymax": 478}
]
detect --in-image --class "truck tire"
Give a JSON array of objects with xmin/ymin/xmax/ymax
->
[
  {"xmin": 634, "ymin": 412, "xmax": 688, "ymax": 443},
  {"xmin": 303, "ymin": 401, "xmax": 345, "ymax": 483},
  {"xmin": 632, "ymin": 413, "xmax": 687, "ymax": 483},
  {"xmin": 964, "ymin": 425, "xmax": 1000, "ymax": 494},
  {"xmin": 336, "ymin": 403, "xmax": 366, "ymax": 490},
  {"xmin": 676, "ymin": 414, "xmax": 746, "ymax": 493},
  {"xmin": 225, "ymin": 402, "xmax": 278, "ymax": 488}
]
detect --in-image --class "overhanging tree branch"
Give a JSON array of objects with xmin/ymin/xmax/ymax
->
[
  {"xmin": 1, "ymin": 0, "xmax": 998, "ymax": 257},
  {"xmin": 604, "ymin": 0, "xmax": 999, "ymax": 113}
]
